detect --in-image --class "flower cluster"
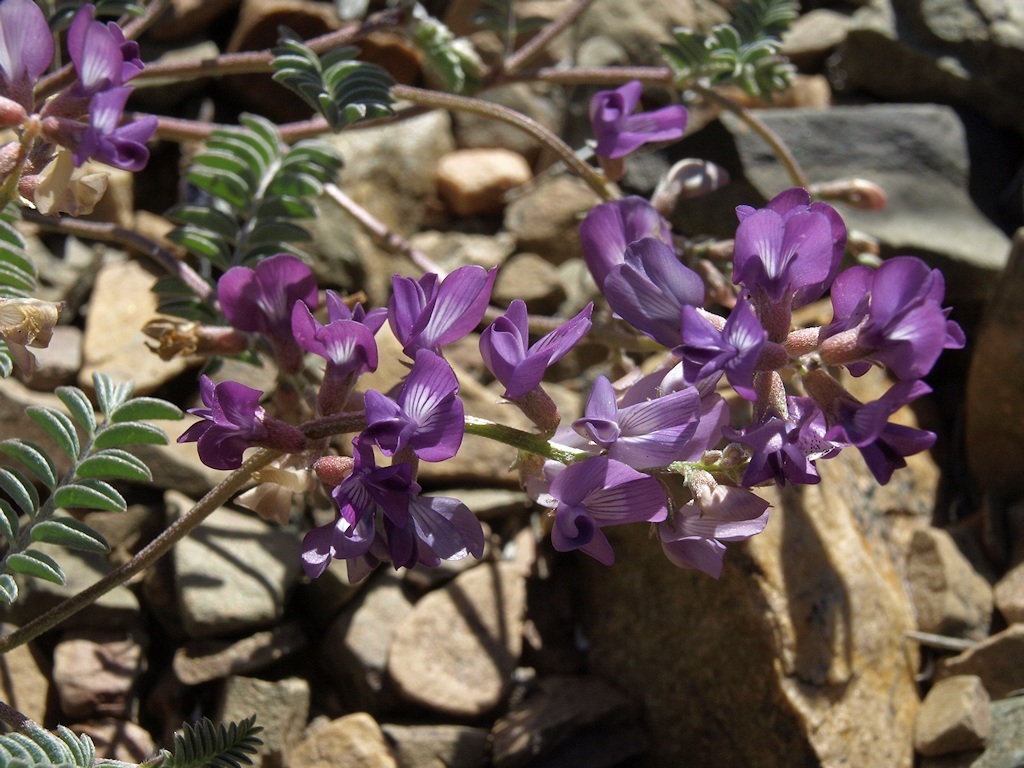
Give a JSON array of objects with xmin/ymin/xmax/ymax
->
[
  {"xmin": 0, "ymin": 0, "xmax": 157, "ymax": 213},
  {"xmin": 178, "ymin": 182, "xmax": 962, "ymax": 583}
]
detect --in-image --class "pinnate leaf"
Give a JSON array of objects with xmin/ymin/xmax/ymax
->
[
  {"xmin": 0, "ymin": 467, "xmax": 39, "ymax": 516},
  {"xmin": 110, "ymin": 397, "xmax": 183, "ymax": 423},
  {"xmin": 27, "ymin": 405, "xmax": 80, "ymax": 459},
  {"xmin": 94, "ymin": 421, "xmax": 168, "ymax": 449},
  {"xmin": 31, "ymin": 517, "xmax": 110, "ymax": 554},
  {"xmin": 0, "ymin": 439, "xmax": 56, "ymax": 489},
  {"xmin": 76, "ymin": 449, "xmax": 152, "ymax": 482},
  {"xmin": 56, "ymin": 386, "xmax": 96, "ymax": 435},
  {"xmin": 53, "ymin": 480, "xmax": 126, "ymax": 512},
  {"xmin": 6, "ymin": 549, "xmax": 65, "ymax": 584}
]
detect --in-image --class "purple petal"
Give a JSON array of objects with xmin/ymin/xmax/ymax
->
[
  {"xmin": 301, "ymin": 524, "xmax": 334, "ymax": 578},
  {"xmin": 388, "ymin": 274, "xmax": 433, "ymax": 346},
  {"xmin": 414, "ymin": 266, "xmax": 497, "ymax": 351},
  {"xmin": 409, "ymin": 496, "xmax": 485, "ymax": 563},
  {"xmin": 0, "ymin": 0, "xmax": 53, "ymax": 89},
  {"xmin": 579, "ymin": 197, "xmax": 672, "ymax": 290},
  {"xmin": 659, "ymin": 529, "xmax": 727, "ymax": 578}
]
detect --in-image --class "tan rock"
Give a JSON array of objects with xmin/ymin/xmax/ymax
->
[
  {"xmin": 906, "ymin": 527, "xmax": 993, "ymax": 640},
  {"xmin": 148, "ymin": 0, "xmax": 240, "ymax": 40},
  {"xmin": 173, "ymin": 623, "xmax": 308, "ymax": 685},
  {"xmin": 994, "ymin": 561, "xmax": 1024, "ymax": 624},
  {"xmin": 492, "ymin": 252, "xmax": 566, "ymax": 314},
  {"xmin": 52, "ymin": 630, "xmax": 145, "ymax": 719},
  {"xmin": 218, "ymin": 676, "xmax": 310, "ymax": 768},
  {"xmin": 287, "ymin": 713, "xmax": 396, "ymax": 768},
  {"xmin": 579, "ymin": 370, "xmax": 937, "ymax": 767},
  {"xmin": 914, "ymin": 675, "xmax": 991, "ymax": 757},
  {"xmin": 387, "ymin": 562, "xmax": 526, "ymax": 716},
  {"xmin": 436, "ymin": 149, "xmax": 533, "ymax": 217},
  {"xmin": 79, "ymin": 259, "xmax": 190, "ymax": 395},
  {"xmin": 0, "ymin": 629, "xmax": 50, "ymax": 723},
  {"xmin": 71, "ymin": 719, "xmax": 155, "ymax": 764},
  {"xmin": 937, "ymin": 624, "xmax": 1024, "ymax": 700},
  {"xmin": 381, "ymin": 723, "xmax": 488, "ymax": 768}
]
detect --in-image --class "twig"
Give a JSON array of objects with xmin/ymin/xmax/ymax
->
[{"xmin": 502, "ymin": 0, "xmax": 596, "ymax": 75}]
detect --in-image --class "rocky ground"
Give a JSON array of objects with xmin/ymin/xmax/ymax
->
[{"xmin": 2, "ymin": 0, "xmax": 1024, "ymax": 767}]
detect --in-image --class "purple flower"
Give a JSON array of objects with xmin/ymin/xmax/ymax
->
[
  {"xmin": 67, "ymin": 5, "xmax": 142, "ymax": 96},
  {"xmin": 388, "ymin": 266, "xmax": 497, "ymax": 357},
  {"xmin": 0, "ymin": 0, "xmax": 53, "ymax": 114},
  {"xmin": 590, "ymin": 80, "xmax": 688, "ymax": 160},
  {"xmin": 218, "ymin": 254, "xmax": 319, "ymax": 372},
  {"xmin": 385, "ymin": 495, "xmax": 485, "ymax": 570},
  {"xmin": 479, "ymin": 300, "xmax": 593, "ymax": 399},
  {"xmin": 733, "ymin": 188, "xmax": 846, "ymax": 311},
  {"xmin": 603, "ymin": 237, "xmax": 705, "ymax": 347},
  {"xmin": 676, "ymin": 299, "xmax": 767, "ymax": 400},
  {"xmin": 361, "ymin": 349, "xmax": 465, "ymax": 462},
  {"xmin": 70, "ymin": 86, "xmax": 157, "ymax": 171},
  {"xmin": 821, "ymin": 256, "xmax": 965, "ymax": 380},
  {"xmin": 658, "ymin": 473, "xmax": 770, "ymax": 578},
  {"xmin": 824, "ymin": 379, "xmax": 936, "ymax": 485},
  {"xmin": 547, "ymin": 456, "xmax": 668, "ymax": 565},
  {"xmin": 292, "ymin": 291, "xmax": 384, "ymax": 413},
  {"xmin": 178, "ymin": 376, "xmax": 268, "ymax": 470},
  {"xmin": 579, "ymin": 196, "xmax": 674, "ymax": 292},
  {"xmin": 726, "ymin": 397, "xmax": 840, "ymax": 487},
  {"xmin": 572, "ymin": 375, "xmax": 701, "ymax": 470}
]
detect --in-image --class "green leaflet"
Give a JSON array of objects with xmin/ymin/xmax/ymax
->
[
  {"xmin": 30, "ymin": 518, "xmax": 110, "ymax": 555},
  {"xmin": 0, "ymin": 440, "xmax": 57, "ymax": 489},
  {"xmin": 5, "ymin": 549, "xmax": 65, "ymax": 585}
]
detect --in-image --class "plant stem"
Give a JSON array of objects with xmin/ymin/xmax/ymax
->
[
  {"xmin": 501, "ymin": 0, "xmax": 596, "ymax": 75},
  {"xmin": 22, "ymin": 210, "xmax": 214, "ymax": 302},
  {"xmin": 689, "ymin": 83, "xmax": 809, "ymax": 189},
  {"xmin": 392, "ymin": 84, "xmax": 617, "ymax": 202},
  {"xmin": 323, "ymin": 183, "xmax": 447, "ymax": 277},
  {"xmin": 464, "ymin": 416, "xmax": 591, "ymax": 463}
]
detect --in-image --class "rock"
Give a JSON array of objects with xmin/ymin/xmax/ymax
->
[
  {"xmin": 452, "ymin": 83, "xmax": 563, "ymax": 164},
  {"xmin": 84, "ymin": 505, "xmax": 164, "ymax": 568},
  {"xmin": 579, "ymin": 369, "xmax": 938, "ymax": 767},
  {"xmin": 287, "ymin": 712, "xmax": 397, "ymax": 768},
  {"xmin": 966, "ymin": 228, "xmax": 1024, "ymax": 499},
  {"xmin": 490, "ymin": 675, "xmax": 646, "ymax": 768},
  {"xmin": 0, "ymin": 377, "xmax": 75, "ymax": 477},
  {"xmin": 170, "ymin": 496, "xmax": 302, "ymax": 638},
  {"xmin": 915, "ymin": 675, "xmax": 991, "ymax": 757},
  {"xmin": 84, "ymin": 164, "xmax": 135, "ymax": 230},
  {"xmin": 576, "ymin": 0, "xmax": 727, "ymax": 66},
  {"xmin": 698, "ymin": 104, "xmax": 1011, "ymax": 304},
  {"xmin": 504, "ymin": 175, "xmax": 601, "ymax": 265},
  {"xmin": 79, "ymin": 259, "xmax": 191, "ymax": 395},
  {"xmin": 225, "ymin": 0, "xmax": 340, "ymax": 120},
  {"xmin": 937, "ymin": 624, "xmax": 1024, "ymax": 700},
  {"xmin": 217, "ymin": 676, "xmax": 310, "ymax": 768},
  {"xmin": 311, "ymin": 110, "xmax": 455, "ymax": 305},
  {"xmin": 320, "ymin": 571, "xmax": 413, "ymax": 712},
  {"xmin": 906, "ymin": 528, "xmax": 994, "ymax": 640},
  {"xmin": 3, "ymin": 546, "xmax": 142, "ymax": 632},
  {"xmin": 994, "ymin": 562, "xmax": 1024, "ymax": 625},
  {"xmin": 148, "ymin": 0, "xmax": 240, "ymax": 40},
  {"xmin": 23, "ymin": 325, "xmax": 81, "ymax": 391},
  {"xmin": 173, "ymin": 622, "xmax": 309, "ymax": 685},
  {"xmin": 295, "ymin": 558, "xmax": 365, "ymax": 628},
  {"xmin": 130, "ymin": 439, "xmax": 225, "ymax": 498},
  {"xmin": 491, "ymin": 252, "xmax": 567, "ymax": 315},
  {"xmin": 0, "ymin": 628, "xmax": 50, "ymax": 723},
  {"xmin": 436, "ymin": 149, "xmax": 533, "ymax": 217},
  {"xmin": 52, "ymin": 630, "xmax": 145, "ymax": 720},
  {"xmin": 781, "ymin": 9, "xmax": 855, "ymax": 69},
  {"xmin": 380, "ymin": 723, "xmax": 489, "ymax": 768},
  {"xmin": 387, "ymin": 562, "xmax": 527, "ymax": 717},
  {"xmin": 70, "ymin": 719, "xmax": 155, "ymax": 764},
  {"xmin": 830, "ymin": 0, "xmax": 1024, "ymax": 137},
  {"xmin": 408, "ymin": 230, "xmax": 515, "ymax": 274}
]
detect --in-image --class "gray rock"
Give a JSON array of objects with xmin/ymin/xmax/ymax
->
[
  {"xmin": 52, "ymin": 630, "xmax": 146, "ymax": 720},
  {"xmin": 492, "ymin": 252, "xmax": 567, "ymax": 315},
  {"xmin": 23, "ymin": 325, "xmax": 81, "ymax": 391},
  {"xmin": 170, "ymin": 496, "xmax": 302, "ymax": 638},
  {"xmin": 380, "ymin": 723, "xmax": 489, "ymax": 768},
  {"xmin": 70, "ymin": 718, "xmax": 155, "ymax": 764},
  {"xmin": 966, "ymin": 228, "xmax": 1024, "ymax": 499},
  {"xmin": 830, "ymin": 0, "xmax": 1024, "ymax": 137},
  {"xmin": 217, "ymin": 676, "xmax": 310, "ymax": 768},
  {"xmin": 407, "ymin": 230, "xmax": 515, "ymax": 274},
  {"xmin": 922, "ymin": 695, "xmax": 1024, "ymax": 768},
  {"xmin": 906, "ymin": 528, "xmax": 994, "ymax": 640},
  {"xmin": 938, "ymin": 624, "xmax": 1024, "ymax": 700},
  {"xmin": 387, "ymin": 562, "xmax": 527, "ymax": 717},
  {"xmin": 320, "ymin": 570, "xmax": 413, "ymax": 712},
  {"xmin": 504, "ymin": 175, "xmax": 601, "ymax": 266},
  {"xmin": 452, "ymin": 83, "xmax": 564, "ymax": 164},
  {"xmin": 490, "ymin": 675, "xmax": 645, "ymax": 768},
  {"xmin": 994, "ymin": 561, "xmax": 1024, "ymax": 625},
  {"xmin": 131, "ymin": 439, "xmax": 224, "ymax": 498},
  {"xmin": 287, "ymin": 712, "xmax": 397, "ymax": 768},
  {"xmin": 915, "ymin": 675, "xmax": 991, "ymax": 757},
  {"xmin": 173, "ymin": 622, "xmax": 309, "ymax": 685},
  {"xmin": 706, "ymin": 104, "xmax": 1010, "ymax": 304},
  {"xmin": 781, "ymin": 9, "xmax": 856, "ymax": 69}
]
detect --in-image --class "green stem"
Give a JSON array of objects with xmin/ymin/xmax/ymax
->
[
  {"xmin": 464, "ymin": 416, "xmax": 591, "ymax": 464},
  {"xmin": 392, "ymin": 84, "xmax": 617, "ymax": 202}
]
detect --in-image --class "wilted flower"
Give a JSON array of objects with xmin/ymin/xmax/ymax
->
[
  {"xmin": 236, "ymin": 462, "xmax": 315, "ymax": 525},
  {"xmin": 479, "ymin": 300, "xmax": 593, "ymax": 400},
  {"xmin": 0, "ymin": 296, "xmax": 64, "ymax": 374}
]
